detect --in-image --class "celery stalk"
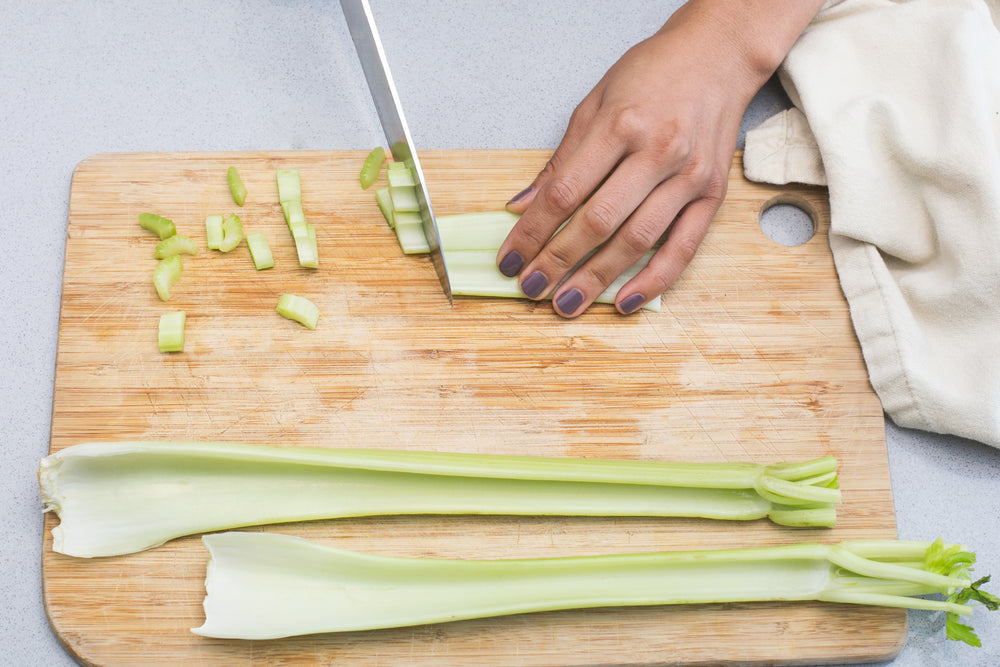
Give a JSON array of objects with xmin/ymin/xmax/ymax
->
[
  {"xmin": 276, "ymin": 294, "xmax": 319, "ymax": 329},
  {"xmin": 218, "ymin": 213, "xmax": 244, "ymax": 253},
  {"xmin": 205, "ymin": 214, "xmax": 224, "ymax": 250},
  {"xmin": 154, "ymin": 234, "xmax": 197, "ymax": 259},
  {"xmin": 226, "ymin": 166, "xmax": 247, "ymax": 206},
  {"xmin": 275, "ymin": 169, "xmax": 318, "ymax": 267},
  {"xmin": 192, "ymin": 533, "xmax": 994, "ymax": 643},
  {"xmin": 152, "ymin": 255, "xmax": 182, "ymax": 301},
  {"xmin": 359, "ymin": 146, "xmax": 385, "ymax": 189},
  {"xmin": 39, "ymin": 441, "xmax": 840, "ymax": 558},
  {"xmin": 138, "ymin": 213, "xmax": 176, "ymax": 240},
  {"xmin": 245, "ymin": 232, "xmax": 273, "ymax": 270},
  {"xmin": 158, "ymin": 311, "xmax": 186, "ymax": 352}
]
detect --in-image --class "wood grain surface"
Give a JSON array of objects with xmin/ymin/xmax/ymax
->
[{"xmin": 44, "ymin": 149, "xmax": 902, "ymax": 666}]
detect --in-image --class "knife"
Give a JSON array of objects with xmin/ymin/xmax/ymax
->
[{"xmin": 340, "ymin": 0, "xmax": 452, "ymax": 302}]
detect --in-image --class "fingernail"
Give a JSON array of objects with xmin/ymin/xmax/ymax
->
[
  {"xmin": 498, "ymin": 250, "xmax": 525, "ymax": 277},
  {"xmin": 620, "ymin": 293, "xmax": 645, "ymax": 314},
  {"xmin": 507, "ymin": 186, "xmax": 533, "ymax": 206},
  {"xmin": 520, "ymin": 270, "xmax": 548, "ymax": 299},
  {"xmin": 555, "ymin": 288, "xmax": 584, "ymax": 315}
]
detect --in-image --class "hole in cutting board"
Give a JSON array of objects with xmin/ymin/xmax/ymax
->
[{"xmin": 759, "ymin": 200, "xmax": 815, "ymax": 246}]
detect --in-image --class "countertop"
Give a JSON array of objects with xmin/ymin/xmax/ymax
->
[{"xmin": 2, "ymin": 1, "xmax": 997, "ymax": 665}]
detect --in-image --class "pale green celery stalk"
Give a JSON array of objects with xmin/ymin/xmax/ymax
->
[
  {"xmin": 245, "ymin": 232, "xmax": 273, "ymax": 270},
  {"xmin": 359, "ymin": 147, "xmax": 385, "ymax": 189},
  {"xmin": 152, "ymin": 255, "xmax": 182, "ymax": 301},
  {"xmin": 276, "ymin": 294, "xmax": 319, "ymax": 329},
  {"xmin": 154, "ymin": 234, "xmax": 197, "ymax": 259},
  {"xmin": 38, "ymin": 441, "xmax": 839, "ymax": 558},
  {"xmin": 192, "ymin": 534, "xmax": 990, "ymax": 641},
  {"xmin": 218, "ymin": 213, "xmax": 243, "ymax": 253},
  {"xmin": 375, "ymin": 188, "xmax": 395, "ymax": 228},
  {"xmin": 138, "ymin": 212, "xmax": 176, "ymax": 240},
  {"xmin": 227, "ymin": 166, "xmax": 247, "ymax": 206},
  {"xmin": 205, "ymin": 214, "xmax": 224, "ymax": 250},
  {"xmin": 158, "ymin": 311, "xmax": 186, "ymax": 352},
  {"xmin": 276, "ymin": 169, "xmax": 318, "ymax": 267}
]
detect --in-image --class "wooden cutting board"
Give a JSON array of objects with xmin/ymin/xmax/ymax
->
[{"xmin": 44, "ymin": 149, "xmax": 902, "ymax": 666}]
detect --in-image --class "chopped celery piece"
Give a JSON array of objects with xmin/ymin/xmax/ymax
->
[
  {"xmin": 38, "ymin": 441, "xmax": 840, "ymax": 557},
  {"xmin": 246, "ymin": 232, "xmax": 274, "ymax": 270},
  {"xmin": 276, "ymin": 294, "xmax": 319, "ymax": 329},
  {"xmin": 282, "ymin": 200, "xmax": 306, "ymax": 229},
  {"xmin": 359, "ymin": 146, "xmax": 385, "ymax": 189},
  {"xmin": 386, "ymin": 166, "xmax": 416, "ymax": 188},
  {"xmin": 389, "ymin": 185, "xmax": 420, "ymax": 212},
  {"xmin": 276, "ymin": 169, "xmax": 301, "ymax": 204},
  {"xmin": 158, "ymin": 311, "xmax": 186, "ymax": 352},
  {"xmin": 227, "ymin": 166, "xmax": 248, "ymax": 206},
  {"xmin": 375, "ymin": 187, "xmax": 395, "ymax": 228},
  {"xmin": 138, "ymin": 213, "xmax": 176, "ymax": 240},
  {"xmin": 394, "ymin": 220, "xmax": 431, "ymax": 255},
  {"xmin": 294, "ymin": 226, "xmax": 318, "ymax": 269},
  {"xmin": 152, "ymin": 255, "xmax": 182, "ymax": 302},
  {"xmin": 386, "ymin": 161, "xmax": 409, "ymax": 171},
  {"xmin": 193, "ymin": 533, "xmax": 993, "ymax": 641},
  {"xmin": 218, "ymin": 213, "xmax": 243, "ymax": 253},
  {"xmin": 205, "ymin": 214, "xmax": 224, "ymax": 250},
  {"xmin": 154, "ymin": 233, "xmax": 197, "ymax": 259}
]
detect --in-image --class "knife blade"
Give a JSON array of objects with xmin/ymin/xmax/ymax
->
[{"xmin": 340, "ymin": 0, "xmax": 452, "ymax": 302}]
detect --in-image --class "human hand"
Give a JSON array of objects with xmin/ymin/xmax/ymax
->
[{"xmin": 496, "ymin": 0, "xmax": 824, "ymax": 317}]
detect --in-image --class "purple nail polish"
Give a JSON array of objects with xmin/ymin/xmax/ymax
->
[
  {"xmin": 555, "ymin": 288, "xmax": 584, "ymax": 314},
  {"xmin": 498, "ymin": 251, "xmax": 525, "ymax": 277},
  {"xmin": 520, "ymin": 270, "xmax": 548, "ymax": 299},
  {"xmin": 507, "ymin": 186, "xmax": 532, "ymax": 205},
  {"xmin": 620, "ymin": 293, "xmax": 645, "ymax": 314}
]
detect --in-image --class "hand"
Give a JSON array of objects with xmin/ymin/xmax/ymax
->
[{"xmin": 497, "ymin": 0, "xmax": 824, "ymax": 317}]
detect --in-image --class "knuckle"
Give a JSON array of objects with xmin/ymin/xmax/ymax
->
[
  {"xmin": 671, "ymin": 232, "xmax": 703, "ymax": 267},
  {"xmin": 545, "ymin": 175, "xmax": 582, "ymax": 215},
  {"xmin": 545, "ymin": 243, "xmax": 580, "ymax": 273},
  {"xmin": 617, "ymin": 220, "xmax": 661, "ymax": 256},
  {"xmin": 578, "ymin": 199, "xmax": 621, "ymax": 240}
]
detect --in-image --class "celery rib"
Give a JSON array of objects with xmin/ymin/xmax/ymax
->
[
  {"xmin": 192, "ymin": 534, "xmax": 989, "ymax": 641},
  {"xmin": 158, "ymin": 311, "xmax": 186, "ymax": 352},
  {"xmin": 246, "ymin": 232, "xmax": 274, "ymax": 270},
  {"xmin": 39, "ymin": 442, "xmax": 840, "ymax": 558},
  {"xmin": 359, "ymin": 147, "xmax": 385, "ymax": 189},
  {"xmin": 138, "ymin": 212, "xmax": 176, "ymax": 240},
  {"xmin": 276, "ymin": 294, "xmax": 319, "ymax": 329},
  {"xmin": 152, "ymin": 255, "xmax": 182, "ymax": 301},
  {"xmin": 227, "ymin": 166, "xmax": 247, "ymax": 206}
]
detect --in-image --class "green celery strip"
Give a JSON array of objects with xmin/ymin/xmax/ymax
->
[
  {"xmin": 152, "ymin": 255, "xmax": 182, "ymax": 301},
  {"xmin": 276, "ymin": 294, "xmax": 319, "ymax": 329},
  {"xmin": 227, "ymin": 166, "xmax": 248, "ymax": 206},
  {"xmin": 205, "ymin": 215, "xmax": 224, "ymax": 250},
  {"xmin": 39, "ymin": 442, "xmax": 840, "ymax": 558},
  {"xmin": 218, "ymin": 213, "xmax": 243, "ymax": 253},
  {"xmin": 154, "ymin": 234, "xmax": 197, "ymax": 259},
  {"xmin": 359, "ymin": 147, "xmax": 385, "ymax": 189},
  {"xmin": 192, "ymin": 534, "xmax": 989, "ymax": 641},
  {"xmin": 246, "ymin": 232, "xmax": 273, "ymax": 270},
  {"xmin": 375, "ymin": 188, "xmax": 395, "ymax": 228},
  {"xmin": 276, "ymin": 169, "xmax": 301, "ymax": 204},
  {"xmin": 158, "ymin": 311, "xmax": 186, "ymax": 352},
  {"xmin": 138, "ymin": 213, "xmax": 176, "ymax": 240}
]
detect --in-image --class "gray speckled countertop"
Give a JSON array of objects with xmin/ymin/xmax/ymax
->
[{"xmin": 2, "ymin": 2, "xmax": 997, "ymax": 665}]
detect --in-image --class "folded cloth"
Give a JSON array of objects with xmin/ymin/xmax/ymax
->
[{"xmin": 744, "ymin": 0, "xmax": 1000, "ymax": 448}]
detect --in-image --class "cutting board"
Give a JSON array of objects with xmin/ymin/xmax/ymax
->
[{"xmin": 44, "ymin": 150, "xmax": 902, "ymax": 666}]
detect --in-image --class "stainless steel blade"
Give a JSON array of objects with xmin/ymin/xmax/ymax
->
[{"xmin": 340, "ymin": 0, "xmax": 452, "ymax": 302}]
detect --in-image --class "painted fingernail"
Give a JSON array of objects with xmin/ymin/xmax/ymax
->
[
  {"xmin": 520, "ymin": 270, "xmax": 548, "ymax": 299},
  {"xmin": 507, "ymin": 186, "xmax": 533, "ymax": 206},
  {"xmin": 555, "ymin": 288, "xmax": 584, "ymax": 315},
  {"xmin": 620, "ymin": 293, "xmax": 646, "ymax": 314},
  {"xmin": 498, "ymin": 250, "xmax": 525, "ymax": 277}
]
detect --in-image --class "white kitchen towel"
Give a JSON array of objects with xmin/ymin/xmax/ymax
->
[{"xmin": 744, "ymin": 0, "xmax": 1000, "ymax": 448}]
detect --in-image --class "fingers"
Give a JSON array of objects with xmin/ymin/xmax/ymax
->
[{"xmin": 553, "ymin": 191, "xmax": 721, "ymax": 318}]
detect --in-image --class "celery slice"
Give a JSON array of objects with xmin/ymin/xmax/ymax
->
[
  {"xmin": 276, "ymin": 294, "xmax": 319, "ymax": 329},
  {"xmin": 375, "ymin": 187, "xmax": 395, "ymax": 228},
  {"xmin": 389, "ymin": 186, "xmax": 420, "ymax": 212},
  {"xmin": 294, "ymin": 226, "xmax": 319, "ymax": 269},
  {"xmin": 386, "ymin": 166, "xmax": 416, "ymax": 188},
  {"xmin": 154, "ymin": 234, "xmax": 197, "ymax": 259},
  {"xmin": 217, "ymin": 213, "xmax": 243, "ymax": 253},
  {"xmin": 38, "ymin": 441, "xmax": 840, "ymax": 557},
  {"xmin": 282, "ymin": 200, "xmax": 306, "ymax": 229},
  {"xmin": 276, "ymin": 169, "xmax": 301, "ymax": 204},
  {"xmin": 359, "ymin": 146, "xmax": 385, "ymax": 190},
  {"xmin": 226, "ymin": 166, "xmax": 248, "ymax": 206},
  {"xmin": 138, "ymin": 213, "xmax": 176, "ymax": 240},
  {"xmin": 158, "ymin": 311, "xmax": 186, "ymax": 352},
  {"xmin": 152, "ymin": 255, "xmax": 182, "ymax": 301},
  {"xmin": 193, "ymin": 534, "xmax": 986, "ymax": 640},
  {"xmin": 246, "ymin": 232, "xmax": 274, "ymax": 270},
  {"xmin": 205, "ymin": 214, "xmax": 224, "ymax": 250}
]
